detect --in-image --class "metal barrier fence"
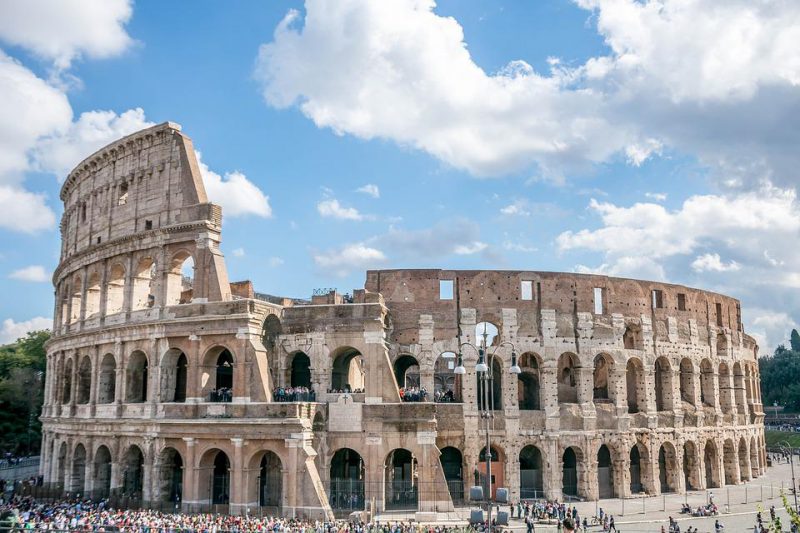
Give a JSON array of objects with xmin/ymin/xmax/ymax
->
[{"xmin": 0, "ymin": 457, "xmax": 39, "ymax": 471}]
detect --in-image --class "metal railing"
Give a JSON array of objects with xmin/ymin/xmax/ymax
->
[{"xmin": 0, "ymin": 457, "xmax": 39, "ymax": 470}]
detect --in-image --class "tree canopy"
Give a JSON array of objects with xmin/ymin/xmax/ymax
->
[{"xmin": 759, "ymin": 329, "xmax": 800, "ymax": 411}]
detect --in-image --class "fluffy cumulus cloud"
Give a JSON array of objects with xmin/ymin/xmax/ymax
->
[
  {"xmin": 9, "ymin": 265, "xmax": 49, "ymax": 283},
  {"xmin": 0, "ymin": 316, "xmax": 51, "ymax": 344},
  {"xmin": 0, "ymin": 0, "xmax": 134, "ymax": 70},
  {"xmin": 196, "ymin": 153, "xmax": 272, "ymax": 218},
  {"xmin": 356, "ymin": 184, "xmax": 380, "ymax": 198},
  {"xmin": 691, "ymin": 253, "xmax": 741, "ymax": 273},
  {"xmin": 317, "ymin": 198, "xmax": 364, "ymax": 221},
  {"xmin": 313, "ymin": 244, "xmax": 387, "ymax": 277}
]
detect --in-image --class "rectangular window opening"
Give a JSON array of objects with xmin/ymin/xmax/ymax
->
[
  {"xmin": 439, "ymin": 279, "xmax": 454, "ymax": 300},
  {"xmin": 652, "ymin": 289, "xmax": 664, "ymax": 309},
  {"xmin": 118, "ymin": 182, "xmax": 129, "ymax": 206},
  {"xmin": 716, "ymin": 302, "xmax": 723, "ymax": 326},
  {"xmin": 677, "ymin": 293, "xmax": 686, "ymax": 311},
  {"xmin": 144, "ymin": 220, "xmax": 153, "ymax": 230},
  {"xmin": 521, "ymin": 280, "xmax": 533, "ymax": 301},
  {"xmin": 593, "ymin": 287, "xmax": 604, "ymax": 314}
]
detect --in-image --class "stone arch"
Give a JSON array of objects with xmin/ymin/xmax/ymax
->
[
  {"xmin": 738, "ymin": 437, "xmax": 750, "ymax": 482},
  {"xmin": 165, "ymin": 250, "xmax": 194, "ymax": 305},
  {"xmin": 683, "ymin": 440, "xmax": 700, "ymax": 490},
  {"xmin": 105, "ymin": 263, "xmax": 126, "ymax": 315},
  {"xmin": 97, "ymin": 353, "xmax": 116, "ymax": 404},
  {"xmin": 331, "ymin": 346, "xmax": 364, "ymax": 392},
  {"xmin": 562, "ymin": 446, "xmax": 584, "ymax": 499},
  {"xmin": 719, "ymin": 362, "xmax": 733, "ymax": 414},
  {"xmin": 76, "ymin": 355, "xmax": 92, "ymax": 404},
  {"xmin": 156, "ymin": 447, "xmax": 183, "ymax": 503},
  {"xmin": 122, "ymin": 445, "xmax": 145, "ymax": 496},
  {"xmin": 629, "ymin": 443, "xmax": 648, "ymax": 494},
  {"xmin": 126, "ymin": 350, "xmax": 149, "ymax": 403},
  {"xmin": 700, "ymin": 359, "xmax": 715, "ymax": 407},
  {"xmin": 198, "ymin": 448, "xmax": 230, "ymax": 505},
  {"xmin": 654, "ymin": 357, "xmax": 673, "ymax": 412},
  {"xmin": 733, "ymin": 362, "xmax": 747, "ymax": 414},
  {"xmin": 476, "ymin": 356, "xmax": 502, "ymax": 410},
  {"xmin": 71, "ymin": 443, "xmax": 87, "ymax": 493},
  {"xmin": 93, "ymin": 445, "xmax": 112, "ymax": 498},
  {"xmin": 394, "ymin": 354, "xmax": 420, "ymax": 389},
  {"xmin": 518, "ymin": 352, "xmax": 541, "ymax": 410},
  {"xmin": 704, "ymin": 440, "xmax": 721, "ymax": 488},
  {"xmin": 679, "ymin": 358, "xmax": 696, "ymax": 405},
  {"xmin": 593, "ymin": 353, "xmax": 613, "ymax": 402},
  {"xmin": 519, "ymin": 445, "xmax": 544, "ymax": 498},
  {"xmin": 440, "ymin": 446, "xmax": 464, "ymax": 503},
  {"xmin": 70, "ymin": 274, "xmax": 82, "ymax": 322},
  {"xmin": 261, "ymin": 314, "xmax": 282, "ymax": 355},
  {"xmin": 160, "ymin": 348, "xmax": 188, "ymax": 403},
  {"xmin": 131, "ymin": 256, "xmax": 156, "ymax": 310},
  {"xmin": 329, "ymin": 448, "xmax": 365, "ymax": 512},
  {"xmin": 626, "ymin": 357, "xmax": 646, "ymax": 413},
  {"xmin": 247, "ymin": 450, "xmax": 283, "ymax": 510},
  {"xmin": 434, "ymin": 352, "xmax": 459, "ymax": 402},
  {"xmin": 658, "ymin": 442, "xmax": 679, "ymax": 493},
  {"xmin": 289, "ymin": 351, "xmax": 312, "ymax": 388},
  {"xmin": 385, "ymin": 448, "xmax": 418, "ymax": 510},
  {"xmin": 597, "ymin": 444, "xmax": 615, "ymax": 499},
  {"xmin": 723, "ymin": 439, "xmax": 738, "ymax": 485},
  {"xmin": 475, "ymin": 321, "xmax": 499, "ymax": 347},
  {"xmin": 85, "ymin": 271, "xmax": 101, "ymax": 318},
  {"xmin": 62, "ymin": 358, "xmax": 74, "ymax": 404},
  {"xmin": 557, "ymin": 352, "xmax": 579, "ymax": 403},
  {"xmin": 202, "ymin": 346, "xmax": 234, "ymax": 401}
]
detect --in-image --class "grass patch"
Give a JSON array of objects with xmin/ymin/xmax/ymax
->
[{"xmin": 764, "ymin": 430, "xmax": 800, "ymax": 448}]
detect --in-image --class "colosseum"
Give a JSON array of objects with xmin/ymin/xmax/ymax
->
[{"xmin": 40, "ymin": 122, "xmax": 766, "ymax": 520}]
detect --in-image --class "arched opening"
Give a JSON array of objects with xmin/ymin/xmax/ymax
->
[
  {"xmin": 60, "ymin": 284, "xmax": 70, "ymax": 326},
  {"xmin": 212, "ymin": 451, "xmax": 230, "ymax": 504},
  {"xmin": 475, "ymin": 321, "xmax": 499, "ymax": 347},
  {"xmin": 658, "ymin": 443, "xmax": 678, "ymax": 493},
  {"xmin": 654, "ymin": 357, "xmax": 672, "ymax": 412},
  {"xmin": 440, "ymin": 447, "xmax": 464, "ymax": 503},
  {"xmin": 733, "ymin": 362, "xmax": 747, "ymax": 415},
  {"xmin": 518, "ymin": 353, "xmax": 541, "ymax": 410},
  {"xmin": 684, "ymin": 441, "xmax": 699, "ymax": 490},
  {"xmin": 719, "ymin": 363, "xmax": 733, "ymax": 414},
  {"xmin": 519, "ymin": 445, "xmax": 544, "ymax": 499},
  {"xmin": 700, "ymin": 359, "xmax": 715, "ymax": 407},
  {"xmin": 166, "ymin": 252, "xmax": 194, "ymax": 305},
  {"xmin": 738, "ymin": 438, "xmax": 750, "ymax": 482},
  {"xmin": 157, "ymin": 447, "xmax": 183, "ymax": 503},
  {"xmin": 257, "ymin": 451, "xmax": 283, "ymax": 510},
  {"xmin": 626, "ymin": 358, "xmax": 646, "ymax": 413},
  {"xmin": 385, "ymin": 448, "xmax": 418, "ymax": 510},
  {"xmin": 593, "ymin": 354, "xmax": 612, "ymax": 402},
  {"xmin": 62, "ymin": 359, "xmax": 73, "ymax": 404},
  {"xmin": 85, "ymin": 272, "xmax": 101, "ymax": 318},
  {"xmin": 562, "ymin": 447, "xmax": 579, "ymax": 498},
  {"xmin": 76, "ymin": 355, "xmax": 92, "ymax": 404},
  {"xmin": 290, "ymin": 352, "xmax": 312, "ymax": 388},
  {"xmin": 262, "ymin": 314, "xmax": 282, "ymax": 355},
  {"xmin": 623, "ymin": 325, "xmax": 642, "ymax": 350},
  {"xmin": 630, "ymin": 444, "xmax": 645, "ymax": 494},
  {"xmin": 477, "ymin": 446, "xmax": 504, "ymax": 499},
  {"xmin": 122, "ymin": 445, "xmax": 145, "ymax": 497},
  {"xmin": 597, "ymin": 445, "xmax": 615, "ymax": 498},
  {"xmin": 131, "ymin": 257, "xmax": 156, "ymax": 310},
  {"xmin": 126, "ymin": 351, "xmax": 148, "ymax": 403},
  {"xmin": 476, "ymin": 357, "xmax": 502, "ymax": 410},
  {"xmin": 394, "ymin": 354, "xmax": 420, "ymax": 389},
  {"xmin": 105, "ymin": 263, "xmax": 126, "ymax": 315},
  {"xmin": 211, "ymin": 349, "xmax": 234, "ymax": 402},
  {"xmin": 704, "ymin": 440, "xmax": 719, "ymax": 488},
  {"xmin": 71, "ymin": 444, "xmax": 87, "ymax": 493},
  {"xmin": 557, "ymin": 353, "xmax": 579, "ymax": 403},
  {"xmin": 93, "ymin": 445, "xmax": 112, "ymax": 499},
  {"xmin": 679, "ymin": 358, "xmax": 695, "ymax": 405},
  {"xmin": 329, "ymin": 448, "xmax": 365, "ymax": 513},
  {"xmin": 97, "ymin": 353, "xmax": 116, "ymax": 404},
  {"xmin": 723, "ymin": 439, "xmax": 738, "ymax": 485},
  {"xmin": 70, "ymin": 276, "xmax": 82, "ymax": 323},
  {"xmin": 330, "ymin": 347, "xmax": 364, "ymax": 392},
  {"xmin": 160, "ymin": 349, "xmax": 188, "ymax": 403},
  {"xmin": 434, "ymin": 352, "xmax": 459, "ymax": 402},
  {"xmin": 716, "ymin": 333, "xmax": 727, "ymax": 356}
]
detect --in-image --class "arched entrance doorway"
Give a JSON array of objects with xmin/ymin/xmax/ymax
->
[
  {"xmin": 122, "ymin": 446, "xmax": 144, "ymax": 497},
  {"xmin": 330, "ymin": 448, "xmax": 365, "ymax": 514},
  {"xmin": 519, "ymin": 445, "xmax": 544, "ymax": 499},
  {"xmin": 71, "ymin": 444, "xmax": 87, "ymax": 493},
  {"xmin": 562, "ymin": 447, "xmax": 579, "ymax": 498},
  {"xmin": 518, "ymin": 353, "xmax": 541, "ymax": 410},
  {"xmin": 658, "ymin": 443, "xmax": 678, "ymax": 493},
  {"xmin": 290, "ymin": 352, "xmax": 311, "ymax": 388},
  {"xmin": 477, "ymin": 446, "xmax": 504, "ymax": 499},
  {"xmin": 704, "ymin": 441, "xmax": 719, "ymax": 488},
  {"xmin": 214, "ymin": 350, "xmax": 234, "ymax": 402},
  {"xmin": 597, "ymin": 445, "xmax": 614, "ymax": 498},
  {"xmin": 258, "ymin": 451, "xmax": 283, "ymax": 510},
  {"xmin": 684, "ymin": 441, "xmax": 699, "ymax": 490},
  {"xmin": 331, "ymin": 348, "xmax": 364, "ymax": 392},
  {"xmin": 385, "ymin": 449, "xmax": 417, "ymax": 510},
  {"xmin": 157, "ymin": 448, "xmax": 183, "ymax": 503},
  {"xmin": 212, "ymin": 451, "xmax": 230, "ymax": 504},
  {"xmin": 440, "ymin": 447, "xmax": 464, "ymax": 503},
  {"xmin": 93, "ymin": 445, "xmax": 112, "ymax": 499},
  {"xmin": 394, "ymin": 355, "xmax": 420, "ymax": 389},
  {"xmin": 630, "ymin": 444, "xmax": 645, "ymax": 494}
]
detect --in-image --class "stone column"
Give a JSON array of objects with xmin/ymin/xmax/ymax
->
[
  {"xmin": 122, "ymin": 252, "xmax": 134, "ymax": 315},
  {"xmin": 230, "ymin": 438, "xmax": 245, "ymax": 514},
  {"xmin": 89, "ymin": 347, "xmax": 99, "ymax": 416},
  {"xmin": 614, "ymin": 457, "xmax": 628, "ymax": 499},
  {"xmin": 366, "ymin": 438, "xmax": 384, "ymax": 512},
  {"xmin": 187, "ymin": 337, "xmax": 203, "ymax": 402},
  {"xmin": 181, "ymin": 438, "xmax": 198, "ymax": 509},
  {"xmin": 142, "ymin": 438, "xmax": 154, "ymax": 504}
]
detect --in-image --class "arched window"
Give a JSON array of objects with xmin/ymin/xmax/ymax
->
[
  {"xmin": 70, "ymin": 277, "xmax": 82, "ymax": 323},
  {"xmin": 211, "ymin": 349, "xmax": 234, "ymax": 402},
  {"xmin": 679, "ymin": 358, "xmax": 695, "ymax": 405},
  {"xmin": 700, "ymin": 359, "xmax": 715, "ymax": 407},
  {"xmin": 85, "ymin": 273, "xmax": 101, "ymax": 318},
  {"xmin": 557, "ymin": 353, "xmax": 578, "ymax": 404},
  {"xmin": 718, "ymin": 363, "xmax": 733, "ymax": 414},
  {"xmin": 126, "ymin": 351, "xmax": 148, "ymax": 403},
  {"xmin": 593, "ymin": 354, "xmax": 612, "ymax": 401},
  {"xmin": 394, "ymin": 355, "xmax": 420, "ymax": 389},
  {"xmin": 76, "ymin": 356, "xmax": 92, "ymax": 404},
  {"xmin": 654, "ymin": 357, "xmax": 672, "ymax": 412},
  {"xmin": 723, "ymin": 439, "xmax": 737, "ymax": 485},
  {"xmin": 165, "ymin": 252, "xmax": 193, "ymax": 305},
  {"xmin": 131, "ymin": 257, "xmax": 156, "ymax": 310},
  {"xmin": 518, "ymin": 353, "xmax": 541, "ymax": 410},
  {"xmin": 62, "ymin": 359, "xmax": 73, "ymax": 404},
  {"xmin": 105, "ymin": 264, "xmax": 126, "ymax": 315},
  {"xmin": 434, "ymin": 352, "xmax": 459, "ymax": 402},
  {"xmin": 157, "ymin": 448, "xmax": 183, "ymax": 503},
  {"xmin": 290, "ymin": 352, "xmax": 312, "ymax": 388},
  {"xmin": 97, "ymin": 354, "xmax": 116, "ymax": 404},
  {"xmin": 160, "ymin": 349, "xmax": 187, "ymax": 403},
  {"xmin": 475, "ymin": 321, "xmax": 499, "ymax": 347},
  {"xmin": 626, "ymin": 358, "xmax": 646, "ymax": 414},
  {"xmin": 331, "ymin": 347, "xmax": 364, "ymax": 392}
]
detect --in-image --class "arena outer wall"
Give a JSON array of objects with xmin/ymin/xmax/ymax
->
[{"xmin": 39, "ymin": 122, "xmax": 766, "ymax": 520}]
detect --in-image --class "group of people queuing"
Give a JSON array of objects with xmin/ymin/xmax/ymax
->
[
  {"xmin": 326, "ymin": 387, "xmax": 365, "ymax": 394},
  {"xmin": 399, "ymin": 387, "xmax": 428, "ymax": 402},
  {"xmin": 272, "ymin": 387, "xmax": 315, "ymax": 403},
  {"xmin": 209, "ymin": 388, "xmax": 233, "ymax": 403}
]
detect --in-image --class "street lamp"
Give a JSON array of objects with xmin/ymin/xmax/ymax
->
[
  {"xmin": 778, "ymin": 440, "xmax": 799, "ymax": 512},
  {"xmin": 455, "ymin": 325, "xmax": 520, "ymax": 531}
]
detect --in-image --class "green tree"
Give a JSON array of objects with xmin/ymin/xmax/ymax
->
[{"xmin": 792, "ymin": 328, "xmax": 800, "ymax": 352}]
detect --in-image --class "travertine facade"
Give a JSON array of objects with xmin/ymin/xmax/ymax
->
[{"xmin": 40, "ymin": 123, "xmax": 766, "ymax": 519}]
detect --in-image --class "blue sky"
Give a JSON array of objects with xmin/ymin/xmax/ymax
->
[{"xmin": 0, "ymin": 0, "xmax": 798, "ymax": 351}]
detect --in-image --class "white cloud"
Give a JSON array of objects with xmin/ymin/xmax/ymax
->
[
  {"xmin": 502, "ymin": 241, "xmax": 537, "ymax": 253},
  {"xmin": 747, "ymin": 309, "xmax": 796, "ymax": 355},
  {"xmin": 644, "ymin": 192, "xmax": 667, "ymax": 202},
  {"xmin": 269, "ymin": 256, "xmax": 284, "ymax": 267},
  {"xmin": 0, "ymin": 316, "xmax": 51, "ymax": 344},
  {"xmin": 317, "ymin": 198, "xmax": 364, "ymax": 221},
  {"xmin": 196, "ymin": 153, "xmax": 272, "ymax": 218},
  {"xmin": 0, "ymin": 0, "xmax": 134, "ymax": 70},
  {"xmin": 313, "ymin": 243, "xmax": 386, "ymax": 277},
  {"xmin": 9, "ymin": 265, "xmax": 49, "ymax": 283},
  {"xmin": 231, "ymin": 248, "xmax": 245, "ymax": 258},
  {"xmin": 625, "ymin": 138, "xmax": 662, "ymax": 166},
  {"xmin": 500, "ymin": 201, "xmax": 530, "ymax": 217},
  {"xmin": 574, "ymin": 256, "xmax": 666, "ymax": 281},
  {"xmin": 453, "ymin": 241, "xmax": 488, "ymax": 255},
  {"xmin": 0, "ymin": 186, "xmax": 56, "ymax": 233},
  {"xmin": 691, "ymin": 253, "xmax": 741, "ymax": 273},
  {"xmin": 356, "ymin": 183, "xmax": 380, "ymax": 198}
]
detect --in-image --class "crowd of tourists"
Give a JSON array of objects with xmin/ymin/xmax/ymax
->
[
  {"xmin": 399, "ymin": 388, "xmax": 428, "ymax": 402},
  {"xmin": 272, "ymin": 387, "xmax": 316, "ymax": 403},
  {"xmin": 326, "ymin": 388, "xmax": 365, "ymax": 394},
  {"xmin": 209, "ymin": 388, "xmax": 233, "ymax": 403}
]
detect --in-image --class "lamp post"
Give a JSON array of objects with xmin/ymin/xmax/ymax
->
[
  {"xmin": 455, "ymin": 325, "xmax": 520, "ymax": 532},
  {"xmin": 778, "ymin": 440, "xmax": 799, "ymax": 512}
]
